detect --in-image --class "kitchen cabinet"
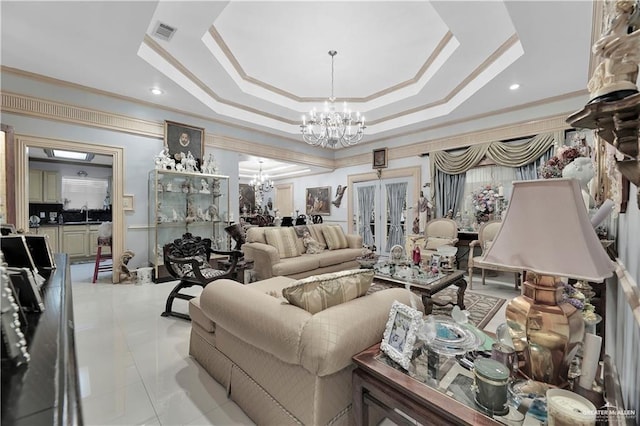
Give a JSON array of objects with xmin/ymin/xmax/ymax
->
[
  {"xmin": 62, "ymin": 226, "xmax": 87, "ymax": 258},
  {"xmin": 148, "ymin": 169, "xmax": 230, "ymax": 282},
  {"xmin": 29, "ymin": 169, "xmax": 60, "ymax": 203},
  {"xmin": 38, "ymin": 226, "xmax": 59, "ymax": 253}
]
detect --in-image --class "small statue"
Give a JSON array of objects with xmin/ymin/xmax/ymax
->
[
  {"xmin": 201, "ymin": 153, "xmax": 218, "ymax": 174},
  {"xmin": 199, "ymin": 179, "xmax": 210, "ymax": 194},
  {"xmin": 332, "ymin": 185, "xmax": 347, "ymax": 208},
  {"xmin": 588, "ymin": 0, "xmax": 640, "ymax": 102},
  {"xmin": 185, "ymin": 151, "xmax": 198, "ymax": 173},
  {"xmin": 172, "ymin": 209, "xmax": 179, "ymax": 222},
  {"xmin": 185, "ymin": 204, "xmax": 197, "ymax": 223},
  {"xmin": 196, "ymin": 207, "xmax": 207, "ymax": 221},
  {"xmin": 212, "ymin": 178, "xmax": 221, "ymax": 196},
  {"xmin": 117, "ymin": 250, "xmax": 136, "ymax": 283}
]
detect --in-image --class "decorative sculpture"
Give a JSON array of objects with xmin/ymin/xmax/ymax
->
[
  {"xmin": 117, "ymin": 250, "xmax": 136, "ymax": 283},
  {"xmin": 154, "ymin": 149, "xmax": 176, "ymax": 171},
  {"xmin": 201, "ymin": 153, "xmax": 219, "ymax": 174},
  {"xmin": 331, "ymin": 185, "xmax": 347, "ymax": 207},
  {"xmin": 199, "ymin": 179, "xmax": 210, "ymax": 194},
  {"xmin": 588, "ymin": 0, "xmax": 640, "ymax": 103}
]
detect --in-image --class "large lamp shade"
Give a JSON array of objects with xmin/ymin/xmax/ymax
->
[{"xmin": 481, "ymin": 179, "xmax": 613, "ymax": 282}]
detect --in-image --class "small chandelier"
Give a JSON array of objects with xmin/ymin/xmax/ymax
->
[
  {"xmin": 249, "ymin": 161, "xmax": 274, "ymax": 199},
  {"xmin": 301, "ymin": 50, "xmax": 366, "ymax": 149}
]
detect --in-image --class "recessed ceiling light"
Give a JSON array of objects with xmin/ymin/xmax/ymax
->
[
  {"xmin": 44, "ymin": 149, "xmax": 94, "ymax": 161},
  {"xmin": 150, "ymin": 87, "xmax": 163, "ymax": 95},
  {"xmin": 509, "ymin": 83, "xmax": 520, "ymax": 90}
]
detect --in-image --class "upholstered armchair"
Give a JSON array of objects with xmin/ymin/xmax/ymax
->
[
  {"xmin": 468, "ymin": 220, "xmax": 522, "ymax": 290},
  {"xmin": 418, "ymin": 218, "xmax": 459, "ymax": 264}
]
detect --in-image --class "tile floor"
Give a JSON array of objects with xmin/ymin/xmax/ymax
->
[{"xmin": 71, "ymin": 263, "xmax": 520, "ymax": 425}]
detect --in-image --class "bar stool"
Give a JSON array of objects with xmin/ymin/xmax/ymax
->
[{"xmin": 92, "ymin": 236, "xmax": 113, "ymax": 283}]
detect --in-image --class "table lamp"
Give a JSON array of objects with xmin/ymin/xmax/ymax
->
[{"xmin": 481, "ymin": 179, "xmax": 614, "ymax": 386}]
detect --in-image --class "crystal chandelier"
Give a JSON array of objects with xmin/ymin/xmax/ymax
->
[
  {"xmin": 301, "ymin": 50, "xmax": 366, "ymax": 149},
  {"xmin": 249, "ymin": 161, "xmax": 274, "ymax": 201}
]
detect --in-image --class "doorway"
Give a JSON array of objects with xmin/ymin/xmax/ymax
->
[
  {"xmin": 348, "ymin": 167, "xmax": 421, "ymax": 257},
  {"xmin": 15, "ymin": 135, "xmax": 125, "ymax": 283}
]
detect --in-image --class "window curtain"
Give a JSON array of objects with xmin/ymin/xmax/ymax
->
[
  {"xmin": 434, "ymin": 169, "xmax": 466, "ymax": 218},
  {"xmin": 357, "ymin": 185, "xmax": 375, "ymax": 247},
  {"xmin": 429, "ymin": 132, "xmax": 556, "ymax": 208},
  {"xmin": 385, "ymin": 182, "xmax": 407, "ymax": 251},
  {"xmin": 515, "ymin": 146, "xmax": 554, "ymax": 180}
]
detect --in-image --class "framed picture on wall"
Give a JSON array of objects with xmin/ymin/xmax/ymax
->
[
  {"xmin": 373, "ymin": 148, "xmax": 388, "ymax": 169},
  {"xmin": 305, "ymin": 186, "xmax": 331, "ymax": 216},
  {"xmin": 164, "ymin": 120, "xmax": 205, "ymax": 168}
]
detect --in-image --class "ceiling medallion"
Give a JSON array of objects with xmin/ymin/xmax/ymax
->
[{"xmin": 300, "ymin": 50, "xmax": 366, "ymax": 149}]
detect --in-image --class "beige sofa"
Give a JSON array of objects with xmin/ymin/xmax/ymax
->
[
  {"xmin": 242, "ymin": 224, "xmax": 363, "ymax": 281},
  {"xmin": 188, "ymin": 273, "xmax": 423, "ymax": 425}
]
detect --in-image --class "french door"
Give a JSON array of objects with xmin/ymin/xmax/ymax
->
[{"xmin": 353, "ymin": 176, "xmax": 414, "ymax": 257}]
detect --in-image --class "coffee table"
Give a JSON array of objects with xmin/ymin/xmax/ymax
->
[{"xmin": 372, "ymin": 261, "xmax": 467, "ymax": 315}]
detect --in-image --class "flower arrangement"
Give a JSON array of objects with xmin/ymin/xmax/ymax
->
[
  {"xmin": 471, "ymin": 185, "xmax": 499, "ymax": 223},
  {"xmin": 538, "ymin": 146, "xmax": 585, "ymax": 179},
  {"xmin": 562, "ymin": 282, "xmax": 597, "ymax": 321}
]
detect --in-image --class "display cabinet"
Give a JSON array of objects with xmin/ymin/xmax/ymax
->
[{"xmin": 148, "ymin": 169, "xmax": 230, "ymax": 282}]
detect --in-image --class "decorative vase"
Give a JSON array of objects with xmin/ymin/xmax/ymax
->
[{"xmin": 506, "ymin": 272, "xmax": 585, "ymax": 386}]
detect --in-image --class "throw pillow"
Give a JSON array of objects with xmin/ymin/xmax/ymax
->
[
  {"xmin": 425, "ymin": 237, "xmax": 455, "ymax": 250},
  {"xmin": 282, "ymin": 269, "xmax": 374, "ymax": 314},
  {"xmin": 322, "ymin": 225, "xmax": 348, "ymax": 250},
  {"xmin": 264, "ymin": 227, "xmax": 300, "ymax": 259}
]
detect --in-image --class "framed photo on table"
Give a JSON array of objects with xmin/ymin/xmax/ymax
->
[
  {"xmin": 381, "ymin": 301, "xmax": 422, "ymax": 370},
  {"xmin": 305, "ymin": 186, "xmax": 331, "ymax": 216},
  {"xmin": 164, "ymin": 120, "xmax": 205, "ymax": 167},
  {"xmin": 372, "ymin": 148, "xmax": 388, "ymax": 169}
]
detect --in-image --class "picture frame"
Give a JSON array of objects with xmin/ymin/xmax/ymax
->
[
  {"xmin": 372, "ymin": 147, "xmax": 388, "ymax": 169},
  {"xmin": 381, "ymin": 301, "xmax": 423, "ymax": 370},
  {"xmin": 123, "ymin": 194, "xmax": 134, "ymax": 211},
  {"xmin": 164, "ymin": 120, "xmax": 205, "ymax": 168},
  {"xmin": 305, "ymin": 186, "xmax": 331, "ymax": 216}
]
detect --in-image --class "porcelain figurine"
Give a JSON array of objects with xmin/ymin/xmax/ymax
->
[
  {"xmin": 199, "ymin": 179, "xmax": 210, "ymax": 194},
  {"xmin": 588, "ymin": 0, "xmax": 640, "ymax": 102}
]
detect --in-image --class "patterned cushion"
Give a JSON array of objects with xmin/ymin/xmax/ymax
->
[
  {"xmin": 425, "ymin": 237, "xmax": 455, "ymax": 250},
  {"xmin": 321, "ymin": 225, "xmax": 348, "ymax": 250},
  {"xmin": 282, "ymin": 269, "xmax": 373, "ymax": 314},
  {"xmin": 264, "ymin": 227, "xmax": 300, "ymax": 259}
]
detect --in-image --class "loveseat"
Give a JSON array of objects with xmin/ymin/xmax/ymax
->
[
  {"xmin": 188, "ymin": 270, "xmax": 423, "ymax": 425},
  {"xmin": 242, "ymin": 224, "xmax": 363, "ymax": 281}
]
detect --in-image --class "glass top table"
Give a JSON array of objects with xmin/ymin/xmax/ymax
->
[
  {"xmin": 352, "ymin": 342, "xmax": 514, "ymax": 426},
  {"xmin": 371, "ymin": 260, "xmax": 467, "ymax": 315}
]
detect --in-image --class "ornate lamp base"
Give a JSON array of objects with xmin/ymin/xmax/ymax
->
[{"xmin": 506, "ymin": 273, "xmax": 585, "ymax": 386}]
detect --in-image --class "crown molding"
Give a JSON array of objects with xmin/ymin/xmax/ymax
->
[{"xmin": 2, "ymin": 88, "xmax": 573, "ymax": 172}]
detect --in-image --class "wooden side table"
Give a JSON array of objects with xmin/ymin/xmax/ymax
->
[{"xmin": 352, "ymin": 344, "xmax": 501, "ymax": 426}]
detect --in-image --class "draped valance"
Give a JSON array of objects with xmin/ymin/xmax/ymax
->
[{"xmin": 429, "ymin": 132, "xmax": 556, "ymax": 183}]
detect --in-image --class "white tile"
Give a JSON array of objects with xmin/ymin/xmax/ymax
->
[
  {"xmin": 186, "ymin": 401, "xmax": 256, "ymax": 425},
  {"xmin": 81, "ymin": 380, "xmax": 159, "ymax": 426}
]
